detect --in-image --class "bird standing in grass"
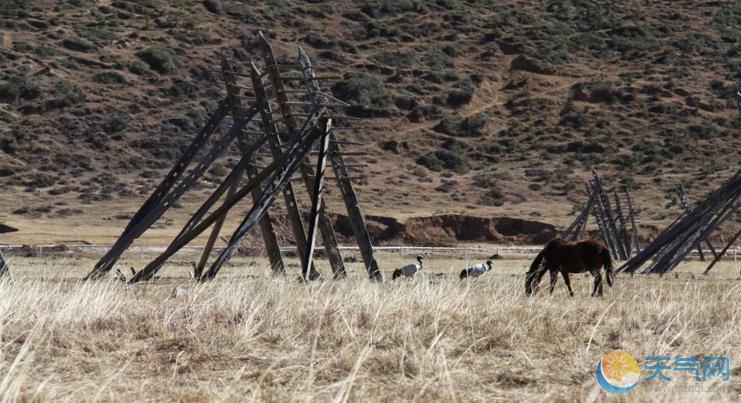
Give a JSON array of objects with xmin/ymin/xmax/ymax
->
[
  {"xmin": 392, "ymin": 255, "xmax": 424, "ymax": 280},
  {"xmin": 460, "ymin": 260, "xmax": 493, "ymax": 280}
]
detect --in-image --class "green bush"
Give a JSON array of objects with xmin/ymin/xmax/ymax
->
[
  {"xmin": 434, "ymin": 114, "xmax": 487, "ymax": 137},
  {"xmin": 202, "ymin": 0, "xmax": 222, "ymax": 14},
  {"xmin": 332, "ymin": 73, "xmax": 395, "ymax": 117},
  {"xmin": 137, "ymin": 47, "xmax": 179, "ymax": 73},
  {"xmin": 416, "ymin": 150, "xmax": 468, "ymax": 173},
  {"xmin": 0, "ymin": 74, "xmax": 41, "ymax": 103},
  {"xmin": 62, "ymin": 37, "xmax": 97, "ymax": 53},
  {"xmin": 0, "ymin": 0, "xmax": 29, "ymax": 18},
  {"xmin": 94, "ymin": 71, "xmax": 127, "ymax": 85},
  {"xmin": 370, "ymin": 51, "xmax": 415, "ymax": 67},
  {"xmin": 46, "ymin": 80, "xmax": 86, "ymax": 109},
  {"xmin": 446, "ymin": 80, "xmax": 475, "ymax": 107}
]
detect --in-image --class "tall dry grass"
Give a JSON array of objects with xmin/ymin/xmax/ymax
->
[{"xmin": 0, "ymin": 255, "xmax": 739, "ymax": 401}]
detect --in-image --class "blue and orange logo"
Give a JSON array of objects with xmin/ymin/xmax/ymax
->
[{"xmin": 596, "ymin": 351, "xmax": 640, "ymax": 394}]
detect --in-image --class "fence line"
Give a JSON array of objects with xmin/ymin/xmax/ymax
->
[{"xmin": 0, "ymin": 244, "xmax": 738, "ymax": 261}]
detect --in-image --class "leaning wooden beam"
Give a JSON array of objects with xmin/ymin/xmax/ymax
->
[
  {"xmin": 130, "ymin": 110, "xmax": 324, "ymax": 283},
  {"xmin": 302, "ymin": 119, "xmax": 332, "ymax": 281},
  {"xmin": 202, "ymin": 111, "xmax": 328, "ymax": 281},
  {"xmin": 703, "ymin": 229, "xmax": 741, "ymax": 275},
  {"xmin": 298, "ymin": 46, "xmax": 383, "ymax": 281},
  {"xmin": 258, "ymin": 32, "xmax": 346, "ymax": 279},
  {"xmin": 250, "ymin": 62, "xmax": 319, "ymax": 278},
  {"xmin": 134, "ymin": 144, "xmax": 263, "ymax": 280},
  {"xmin": 195, "ymin": 57, "xmax": 284, "ymax": 278},
  {"xmin": 620, "ymin": 169, "xmax": 740, "ymax": 274},
  {"xmin": 647, "ymin": 199, "xmax": 737, "ymax": 274},
  {"xmin": 561, "ymin": 181, "xmax": 597, "ymax": 240},
  {"xmin": 87, "ymin": 109, "xmax": 253, "ymax": 280},
  {"xmin": 121, "ymin": 102, "xmax": 230, "ymax": 237},
  {"xmin": 676, "ymin": 184, "xmax": 719, "ymax": 259}
]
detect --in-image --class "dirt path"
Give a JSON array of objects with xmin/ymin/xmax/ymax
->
[{"xmin": 398, "ymin": 74, "xmax": 583, "ymax": 136}]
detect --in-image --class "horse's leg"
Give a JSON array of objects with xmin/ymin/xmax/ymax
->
[
  {"xmin": 592, "ymin": 271, "xmax": 603, "ymax": 297},
  {"xmin": 549, "ymin": 268, "xmax": 558, "ymax": 294},
  {"xmin": 562, "ymin": 272, "xmax": 574, "ymax": 297}
]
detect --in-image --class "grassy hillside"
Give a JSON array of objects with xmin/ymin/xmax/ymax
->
[{"xmin": 0, "ymin": 0, "xmax": 739, "ymax": 243}]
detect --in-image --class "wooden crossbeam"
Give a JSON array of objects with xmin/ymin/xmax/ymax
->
[{"xmin": 704, "ymin": 229, "xmax": 741, "ymax": 275}]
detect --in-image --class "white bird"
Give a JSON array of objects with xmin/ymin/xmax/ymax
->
[
  {"xmin": 460, "ymin": 260, "xmax": 493, "ymax": 280},
  {"xmin": 392, "ymin": 255, "xmax": 424, "ymax": 280}
]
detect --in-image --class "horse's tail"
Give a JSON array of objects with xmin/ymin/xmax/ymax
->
[
  {"xmin": 525, "ymin": 249, "xmax": 547, "ymax": 296},
  {"xmin": 601, "ymin": 246, "xmax": 613, "ymax": 287},
  {"xmin": 392, "ymin": 269, "xmax": 402, "ymax": 280}
]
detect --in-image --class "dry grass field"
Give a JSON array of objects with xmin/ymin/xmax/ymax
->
[{"xmin": 0, "ymin": 253, "xmax": 739, "ymax": 401}]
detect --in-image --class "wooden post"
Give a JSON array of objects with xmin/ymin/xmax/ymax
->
[
  {"xmin": 297, "ymin": 47, "xmax": 383, "ymax": 281},
  {"xmin": 613, "ymin": 191, "xmax": 631, "ymax": 258},
  {"xmin": 250, "ymin": 62, "xmax": 320, "ymax": 278},
  {"xmin": 258, "ymin": 32, "xmax": 347, "ymax": 279},
  {"xmin": 703, "ymin": 229, "xmax": 741, "ymax": 275},
  {"xmin": 303, "ymin": 120, "xmax": 331, "ymax": 280},
  {"xmin": 195, "ymin": 57, "xmax": 284, "ymax": 278},
  {"xmin": 599, "ymin": 189, "xmax": 628, "ymax": 260},
  {"xmin": 676, "ymin": 184, "xmax": 719, "ymax": 259},
  {"xmin": 624, "ymin": 189, "xmax": 641, "ymax": 254}
]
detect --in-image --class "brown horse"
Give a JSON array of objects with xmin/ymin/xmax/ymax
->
[{"xmin": 525, "ymin": 238, "xmax": 613, "ymax": 297}]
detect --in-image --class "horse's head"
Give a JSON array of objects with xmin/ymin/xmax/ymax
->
[{"xmin": 525, "ymin": 250, "xmax": 547, "ymax": 296}]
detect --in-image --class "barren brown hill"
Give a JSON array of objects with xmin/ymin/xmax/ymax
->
[{"xmin": 0, "ymin": 0, "xmax": 739, "ymax": 245}]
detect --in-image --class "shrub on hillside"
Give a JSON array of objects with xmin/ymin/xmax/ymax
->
[
  {"xmin": 416, "ymin": 150, "xmax": 468, "ymax": 174},
  {"xmin": 434, "ymin": 114, "xmax": 487, "ymax": 137},
  {"xmin": 332, "ymin": 73, "xmax": 395, "ymax": 117},
  {"xmin": 0, "ymin": 0, "xmax": 29, "ymax": 18},
  {"xmin": 0, "ymin": 74, "xmax": 41, "ymax": 103},
  {"xmin": 446, "ymin": 80, "xmax": 475, "ymax": 107},
  {"xmin": 137, "ymin": 47, "xmax": 179, "ymax": 73},
  {"xmin": 94, "ymin": 71, "xmax": 127, "ymax": 85}
]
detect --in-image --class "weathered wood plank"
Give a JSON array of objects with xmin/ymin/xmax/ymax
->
[
  {"xmin": 302, "ymin": 120, "xmax": 332, "ymax": 281},
  {"xmin": 703, "ymin": 229, "xmax": 741, "ymax": 275}
]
